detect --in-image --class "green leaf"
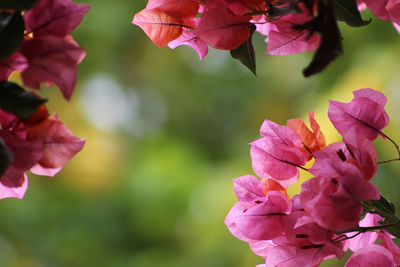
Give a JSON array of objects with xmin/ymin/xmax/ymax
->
[
  {"xmin": 364, "ymin": 195, "xmax": 400, "ymax": 239},
  {"xmin": 0, "ymin": 12, "xmax": 24, "ymax": 59},
  {"xmin": 0, "ymin": 82, "xmax": 47, "ymax": 119},
  {"xmin": 230, "ymin": 24, "xmax": 257, "ymax": 75},
  {"xmin": 0, "ymin": 0, "xmax": 39, "ymax": 10},
  {"xmin": 0, "ymin": 138, "xmax": 12, "ymax": 177},
  {"xmin": 370, "ymin": 195, "xmax": 396, "ymax": 214},
  {"xmin": 380, "ymin": 217, "xmax": 400, "ymax": 239},
  {"xmin": 333, "ymin": 0, "xmax": 370, "ymax": 27}
]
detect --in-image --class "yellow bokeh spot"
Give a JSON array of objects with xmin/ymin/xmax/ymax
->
[{"xmin": 287, "ymin": 159, "xmax": 315, "ymax": 197}]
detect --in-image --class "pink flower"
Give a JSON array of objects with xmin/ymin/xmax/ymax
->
[
  {"xmin": 168, "ymin": 18, "xmax": 209, "ymax": 59},
  {"xmin": 145, "ymin": 0, "xmax": 199, "ymax": 18},
  {"xmin": 380, "ymin": 232, "xmax": 400, "ymax": 265},
  {"xmin": 345, "ymin": 244, "xmax": 395, "ymax": 267},
  {"xmin": 300, "ymin": 163, "xmax": 380, "ymax": 231},
  {"xmin": 132, "ymin": 0, "xmax": 198, "ymax": 48},
  {"xmin": 225, "ymin": 175, "xmax": 290, "ymax": 241},
  {"xmin": 0, "ymin": 130, "xmax": 43, "ymax": 199},
  {"xmin": 362, "ymin": 0, "xmax": 400, "ymax": 25},
  {"xmin": 266, "ymin": 4, "xmax": 321, "ymax": 56},
  {"xmin": 0, "ymin": 0, "xmax": 89, "ymax": 101},
  {"xmin": 132, "ymin": 8, "xmax": 196, "ymax": 48},
  {"xmin": 25, "ymin": 117, "xmax": 85, "ymax": 177},
  {"xmin": 250, "ymin": 210, "xmax": 344, "ymax": 267},
  {"xmin": 250, "ymin": 120, "xmax": 309, "ymax": 182},
  {"xmin": 233, "ymin": 174, "xmax": 265, "ymax": 202},
  {"xmin": 20, "ymin": 35, "xmax": 86, "ymax": 100},
  {"xmin": 328, "ymin": 88, "xmax": 389, "ymax": 141},
  {"xmin": 345, "ymin": 213, "xmax": 383, "ymax": 252},
  {"xmin": 24, "ymin": 0, "xmax": 90, "ymax": 37},
  {"xmin": 310, "ymin": 137, "xmax": 377, "ymax": 181},
  {"xmin": 194, "ymin": 0, "xmax": 251, "ymax": 50},
  {"xmin": 225, "ymin": 87, "xmax": 397, "ymax": 266},
  {"xmin": 0, "ymin": 108, "xmax": 84, "ymax": 199},
  {"xmin": 0, "ymin": 0, "xmax": 89, "ymax": 100},
  {"xmin": 0, "ymin": 174, "xmax": 28, "ymax": 200},
  {"xmin": 232, "ymin": 191, "xmax": 289, "ymax": 240},
  {"xmin": 0, "ymin": 53, "xmax": 28, "ymax": 81},
  {"xmin": 342, "ymin": 131, "xmax": 377, "ymax": 181}
]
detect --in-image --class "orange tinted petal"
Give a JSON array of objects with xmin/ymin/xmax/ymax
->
[
  {"xmin": 133, "ymin": 8, "xmax": 186, "ymax": 47},
  {"xmin": 287, "ymin": 111, "xmax": 325, "ymax": 157},
  {"xmin": 287, "ymin": 118, "xmax": 314, "ymax": 157},
  {"xmin": 308, "ymin": 111, "xmax": 326, "ymax": 150},
  {"xmin": 262, "ymin": 178, "xmax": 289, "ymax": 199}
]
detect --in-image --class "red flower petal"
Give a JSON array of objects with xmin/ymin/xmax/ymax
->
[{"xmin": 24, "ymin": 0, "xmax": 90, "ymax": 37}]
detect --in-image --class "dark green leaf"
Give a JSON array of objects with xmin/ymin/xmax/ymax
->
[
  {"xmin": 381, "ymin": 217, "xmax": 400, "ymax": 239},
  {"xmin": 230, "ymin": 24, "xmax": 257, "ymax": 75},
  {"xmin": 370, "ymin": 195, "xmax": 396, "ymax": 214},
  {"xmin": 364, "ymin": 195, "xmax": 400, "ymax": 239},
  {"xmin": 0, "ymin": 0, "xmax": 39, "ymax": 10},
  {"xmin": 333, "ymin": 0, "xmax": 370, "ymax": 27},
  {"xmin": 0, "ymin": 82, "xmax": 47, "ymax": 119},
  {"xmin": 303, "ymin": 0, "xmax": 343, "ymax": 77},
  {"xmin": 0, "ymin": 138, "xmax": 12, "ymax": 177},
  {"xmin": 0, "ymin": 12, "xmax": 24, "ymax": 59}
]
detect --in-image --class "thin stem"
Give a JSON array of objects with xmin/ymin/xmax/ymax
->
[
  {"xmin": 265, "ymin": 153, "xmax": 310, "ymax": 172},
  {"xmin": 335, "ymin": 223, "xmax": 398, "ymax": 235},
  {"xmin": 377, "ymin": 131, "xmax": 400, "ymax": 164},
  {"xmin": 358, "ymin": 223, "xmax": 398, "ymax": 232},
  {"xmin": 280, "ymin": 158, "xmax": 310, "ymax": 172},
  {"xmin": 332, "ymin": 234, "xmax": 347, "ymax": 242},
  {"xmin": 332, "ymin": 232, "xmax": 362, "ymax": 242},
  {"xmin": 302, "ymin": 141, "xmax": 314, "ymax": 158},
  {"xmin": 298, "ymin": 165, "xmax": 309, "ymax": 172},
  {"xmin": 344, "ymin": 231, "xmax": 362, "ymax": 240},
  {"xmin": 378, "ymin": 158, "xmax": 400, "ymax": 164}
]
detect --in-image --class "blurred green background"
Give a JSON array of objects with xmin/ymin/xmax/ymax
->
[{"xmin": 3, "ymin": 1, "xmax": 400, "ymax": 266}]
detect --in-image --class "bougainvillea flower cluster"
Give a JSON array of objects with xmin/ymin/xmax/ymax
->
[
  {"xmin": 0, "ymin": 106, "xmax": 84, "ymax": 199},
  {"xmin": 0, "ymin": 0, "xmax": 88, "ymax": 199},
  {"xmin": 0, "ymin": 0, "xmax": 89, "ymax": 100},
  {"xmin": 133, "ymin": 0, "xmax": 400, "ymax": 76},
  {"xmin": 225, "ymin": 88, "xmax": 400, "ymax": 266}
]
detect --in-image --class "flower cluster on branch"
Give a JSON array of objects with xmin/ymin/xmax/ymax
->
[
  {"xmin": 225, "ymin": 88, "xmax": 400, "ymax": 266},
  {"xmin": 0, "ymin": 0, "xmax": 89, "ymax": 199},
  {"xmin": 133, "ymin": 0, "xmax": 400, "ymax": 76}
]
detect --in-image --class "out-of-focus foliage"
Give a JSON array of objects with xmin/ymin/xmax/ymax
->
[{"xmin": 1, "ymin": 0, "xmax": 400, "ymax": 266}]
